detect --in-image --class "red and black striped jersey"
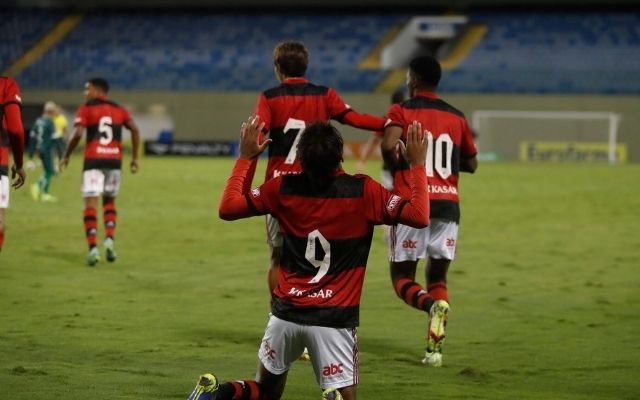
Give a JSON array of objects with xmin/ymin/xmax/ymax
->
[
  {"xmin": 0, "ymin": 77, "xmax": 24, "ymax": 175},
  {"xmin": 244, "ymin": 168, "xmax": 418, "ymax": 328},
  {"xmin": 74, "ymin": 97, "xmax": 131, "ymax": 171},
  {"xmin": 386, "ymin": 91, "xmax": 477, "ymax": 222},
  {"xmin": 254, "ymin": 77, "xmax": 352, "ymax": 181}
]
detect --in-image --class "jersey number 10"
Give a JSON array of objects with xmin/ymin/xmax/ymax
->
[{"xmin": 424, "ymin": 131, "xmax": 453, "ymax": 179}]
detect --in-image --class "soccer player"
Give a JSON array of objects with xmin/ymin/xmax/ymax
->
[
  {"xmin": 51, "ymin": 102, "xmax": 69, "ymax": 168},
  {"xmin": 186, "ymin": 117, "xmax": 443, "ymax": 400},
  {"xmin": 60, "ymin": 78, "xmax": 140, "ymax": 266},
  {"xmin": 250, "ymin": 41, "xmax": 388, "ymax": 298},
  {"xmin": 381, "ymin": 56, "xmax": 478, "ymax": 367},
  {"xmin": 0, "ymin": 76, "xmax": 26, "ymax": 252},
  {"xmin": 28, "ymin": 102, "xmax": 57, "ymax": 202}
]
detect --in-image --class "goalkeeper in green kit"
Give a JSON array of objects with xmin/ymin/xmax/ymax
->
[{"xmin": 27, "ymin": 102, "xmax": 57, "ymax": 202}]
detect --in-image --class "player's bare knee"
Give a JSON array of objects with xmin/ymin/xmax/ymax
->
[
  {"xmin": 427, "ymin": 258, "xmax": 450, "ymax": 283},
  {"xmin": 338, "ymin": 385, "xmax": 357, "ymax": 400},
  {"xmin": 390, "ymin": 260, "xmax": 418, "ymax": 281}
]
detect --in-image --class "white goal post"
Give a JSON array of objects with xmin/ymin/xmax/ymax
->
[{"xmin": 471, "ymin": 110, "xmax": 622, "ymax": 164}]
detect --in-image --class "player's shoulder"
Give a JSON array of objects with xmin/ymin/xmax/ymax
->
[
  {"xmin": 85, "ymin": 98, "xmax": 123, "ymax": 109},
  {"xmin": 401, "ymin": 96, "xmax": 466, "ymax": 119},
  {"xmin": 262, "ymin": 81, "xmax": 329, "ymax": 99},
  {"xmin": 0, "ymin": 76, "xmax": 22, "ymax": 104}
]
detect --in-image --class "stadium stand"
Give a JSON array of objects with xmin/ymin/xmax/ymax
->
[
  {"xmin": 0, "ymin": 9, "xmax": 65, "ymax": 70},
  {"xmin": 15, "ymin": 11, "xmax": 405, "ymax": 91},
  {"xmin": 5, "ymin": 10, "xmax": 640, "ymax": 93},
  {"xmin": 440, "ymin": 12, "xmax": 640, "ymax": 93}
]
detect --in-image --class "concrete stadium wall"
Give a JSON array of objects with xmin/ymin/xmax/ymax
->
[{"xmin": 22, "ymin": 90, "xmax": 640, "ymax": 162}]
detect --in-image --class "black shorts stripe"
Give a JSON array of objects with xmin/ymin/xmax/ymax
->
[
  {"xmin": 271, "ymin": 298, "xmax": 359, "ymax": 328},
  {"xmin": 279, "ymin": 173, "xmax": 365, "ymax": 198},
  {"xmin": 83, "ymin": 158, "xmax": 121, "ymax": 171}
]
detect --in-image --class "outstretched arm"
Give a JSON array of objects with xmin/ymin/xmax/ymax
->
[
  {"xmin": 395, "ymin": 122, "xmax": 429, "ymax": 228},
  {"xmin": 381, "ymin": 125, "xmax": 404, "ymax": 175},
  {"xmin": 356, "ymin": 134, "xmax": 381, "ymax": 173},
  {"xmin": 219, "ymin": 117, "xmax": 271, "ymax": 221},
  {"xmin": 337, "ymin": 110, "xmax": 387, "ymax": 132}
]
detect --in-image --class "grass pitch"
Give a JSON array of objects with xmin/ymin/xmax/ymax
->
[{"xmin": 1, "ymin": 156, "xmax": 639, "ymax": 400}]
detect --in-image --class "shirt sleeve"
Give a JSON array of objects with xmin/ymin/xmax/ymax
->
[
  {"xmin": 363, "ymin": 166, "xmax": 429, "ymax": 228},
  {"xmin": 121, "ymin": 107, "xmax": 132, "ymax": 123},
  {"xmin": 254, "ymin": 93, "xmax": 272, "ymax": 132},
  {"xmin": 219, "ymin": 158, "xmax": 276, "ymax": 220},
  {"xmin": 460, "ymin": 119, "xmax": 478, "ymax": 158},
  {"xmin": 362, "ymin": 176, "xmax": 405, "ymax": 225},
  {"xmin": 2, "ymin": 78, "xmax": 25, "ymax": 167},
  {"xmin": 74, "ymin": 105, "xmax": 88, "ymax": 127},
  {"xmin": 326, "ymin": 88, "xmax": 351, "ymax": 120},
  {"xmin": 2, "ymin": 77, "xmax": 22, "ymax": 106},
  {"xmin": 385, "ymin": 103, "xmax": 406, "ymax": 129}
]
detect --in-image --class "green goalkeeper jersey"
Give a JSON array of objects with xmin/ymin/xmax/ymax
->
[{"xmin": 28, "ymin": 116, "xmax": 55, "ymax": 157}]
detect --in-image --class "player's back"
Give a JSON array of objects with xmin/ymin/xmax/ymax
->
[
  {"xmin": 31, "ymin": 117, "xmax": 54, "ymax": 149},
  {"xmin": 389, "ymin": 92, "xmax": 477, "ymax": 222},
  {"xmin": 76, "ymin": 98, "xmax": 130, "ymax": 170},
  {"xmin": 256, "ymin": 78, "xmax": 350, "ymax": 180},
  {"xmin": 256, "ymin": 170, "xmax": 399, "ymax": 328}
]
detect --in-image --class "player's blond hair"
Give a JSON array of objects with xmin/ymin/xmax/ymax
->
[{"xmin": 273, "ymin": 41, "xmax": 309, "ymax": 78}]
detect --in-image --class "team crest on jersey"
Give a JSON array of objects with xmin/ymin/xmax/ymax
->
[
  {"xmin": 386, "ymin": 195, "xmax": 401, "ymax": 212},
  {"xmin": 251, "ymin": 187, "xmax": 260, "ymax": 198}
]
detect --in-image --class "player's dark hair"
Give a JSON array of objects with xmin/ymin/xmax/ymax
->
[
  {"xmin": 297, "ymin": 121, "xmax": 343, "ymax": 188},
  {"xmin": 409, "ymin": 56, "xmax": 441, "ymax": 88},
  {"xmin": 88, "ymin": 77, "xmax": 110, "ymax": 93},
  {"xmin": 273, "ymin": 41, "xmax": 309, "ymax": 78},
  {"xmin": 391, "ymin": 89, "xmax": 405, "ymax": 104}
]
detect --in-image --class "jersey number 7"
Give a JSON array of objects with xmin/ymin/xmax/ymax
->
[{"xmin": 284, "ymin": 118, "xmax": 306, "ymax": 165}]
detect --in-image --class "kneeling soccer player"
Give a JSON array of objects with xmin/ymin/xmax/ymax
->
[{"xmin": 187, "ymin": 117, "xmax": 447, "ymax": 400}]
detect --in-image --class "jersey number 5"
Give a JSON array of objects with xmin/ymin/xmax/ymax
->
[
  {"xmin": 306, "ymin": 229, "xmax": 331, "ymax": 284},
  {"xmin": 284, "ymin": 118, "xmax": 306, "ymax": 165},
  {"xmin": 99, "ymin": 116, "xmax": 113, "ymax": 146},
  {"xmin": 425, "ymin": 131, "xmax": 453, "ymax": 179}
]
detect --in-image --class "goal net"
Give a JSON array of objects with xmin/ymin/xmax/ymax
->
[{"xmin": 470, "ymin": 110, "xmax": 623, "ymax": 164}]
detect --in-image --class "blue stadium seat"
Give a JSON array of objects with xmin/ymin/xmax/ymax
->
[
  {"xmin": 7, "ymin": 10, "xmax": 640, "ymax": 93},
  {"xmin": 439, "ymin": 12, "xmax": 640, "ymax": 94},
  {"xmin": 0, "ymin": 9, "xmax": 64, "ymax": 70},
  {"xmin": 16, "ymin": 11, "xmax": 403, "ymax": 92}
]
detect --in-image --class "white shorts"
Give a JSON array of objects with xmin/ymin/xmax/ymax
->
[
  {"xmin": 0, "ymin": 175, "xmax": 9, "ymax": 208},
  {"xmin": 266, "ymin": 214, "xmax": 283, "ymax": 248},
  {"xmin": 81, "ymin": 169, "xmax": 121, "ymax": 198},
  {"xmin": 258, "ymin": 315, "xmax": 358, "ymax": 390},
  {"xmin": 389, "ymin": 219, "xmax": 459, "ymax": 262}
]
